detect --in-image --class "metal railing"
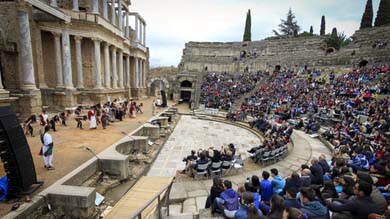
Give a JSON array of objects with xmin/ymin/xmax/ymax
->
[{"xmin": 128, "ymin": 179, "xmax": 174, "ymax": 219}]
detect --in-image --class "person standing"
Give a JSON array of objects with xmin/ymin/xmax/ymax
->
[
  {"xmin": 152, "ymin": 99, "xmax": 156, "ymax": 116},
  {"xmin": 39, "ymin": 110, "xmax": 49, "ymax": 133},
  {"xmin": 40, "ymin": 125, "xmax": 54, "ymax": 170},
  {"xmin": 88, "ymin": 107, "xmax": 97, "ymax": 129}
]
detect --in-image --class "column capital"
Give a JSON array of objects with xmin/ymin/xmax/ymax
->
[
  {"xmin": 111, "ymin": 46, "xmax": 117, "ymax": 51},
  {"xmin": 91, "ymin": 37, "xmax": 101, "ymax": 42},
  {"xmin": 105, "ymin": 42, "xmax": 111, "ymax": 47},
  {"xmin": 74, "ymin": 35, "xmax": 83, "ymax": 42},
  {"xmin": 51, "ymin": 32, "xmax": 61, "ymax": 38}
]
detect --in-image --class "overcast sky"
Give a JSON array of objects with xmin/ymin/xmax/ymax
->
[{"xmin": 130, "ymin": 0, "xmax": 381, "ymax": 67}]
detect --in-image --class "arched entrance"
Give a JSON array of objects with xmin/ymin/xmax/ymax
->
[
  {"xmin": 359, "ymin": 60, "xmax": 368, "ymax": 68},
  {"xmin": 147, "ymin": 77, "xmax": 169, "ymax": 97},
  {"xmin": 180, "ymin": 80, "xmax": 192, "ymax": 102}
]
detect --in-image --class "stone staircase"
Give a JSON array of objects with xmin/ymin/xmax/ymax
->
[{"xmin": 164, "ymin": 127, "xmax": 332, "ymax": 219}]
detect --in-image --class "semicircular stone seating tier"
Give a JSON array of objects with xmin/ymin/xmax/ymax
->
[{"xmin": 164, "ymin": 116, "xmax": 332, "ymax": 219}]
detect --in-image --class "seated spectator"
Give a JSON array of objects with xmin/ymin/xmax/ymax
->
[
  {"xmin": 213, "ymin": 180, "xmax": 240, "ymax": 218},
  {"xmin": 356, "ymin": 171, "xmax": 387, "ymax": 213},
  {"xmin": 271, "ymin": 168, "xmax": 285, "ymax": 195},
  {"xmin": 321, "ymin": 181, "xmax": 339, "ymax": 199},
  {"xmin": 205, "ymin": 177, "xmax": 225, "ymax": 208},
  {"xmin": 250, "ymin": 175, "xmax": 261, "ymax": 194},
  {"xmin": 300, "ymin": 187, "xmax": 329, "ymax": 219},
  {"xmin": 283, "ymin": 207, "xmax": 304, "ymax": 219},
  {"xmin": 234, "ymin": 192, "xmax": 264, "ymax": 219},
  {"xmin": 181, "ymin": 150, "xmax": 197, "ymax": 173},
  {"xmin": 300, "ymin": 168, "xmax": 312, "ymax": 187},
  {"xmin": 284, "ymin": 172, "xmax": 301, "ymax": 194},
  {"xmin": 261, "ymin": 171, "xmax": 273, "ymax": 203},
  {"xmin": 284, "ymin": 187, "xmax": 301, "ymax": 209},
  {"xmin": 189, "ymin": 151, "xmax": 210, "ymax": 176},
  {"xmin": 325, "ymin": 181, "xmax": 384, "ymax": 219},
  {"xmin": 244, "ymin": 182, "xmax": 260, "ymax": 209},
  {"xmin": 349, "ymin": 147, "xmax": 369, "ymax": 173},
  {"xmin": 310, "ymin": 158, "xmax": 324, "ymax": 185},
  {"xmin": 318, "ymin": 154, "xmax": 331, "ymax": 173},
  {"xmin": 268, "ymin": 195, "xmax": 285, "ymax": 219}
]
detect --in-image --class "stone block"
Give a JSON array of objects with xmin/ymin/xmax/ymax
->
[
  {"xmin": 143, "ymin": 123, "xmax": 160, "ymax": 140},
  {"xmin": 47, "ymin": 185, "xmax": 96, "ymax": 208}
]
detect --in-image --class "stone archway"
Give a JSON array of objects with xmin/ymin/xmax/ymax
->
[{"xmin": 147, "ymin": 77, "xmax": 170, "ymax": 97}]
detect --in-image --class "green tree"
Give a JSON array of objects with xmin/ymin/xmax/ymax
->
[
  {"xmin": 360, "ymin": 0, "xmax": 373, "ymax": 29},
  {"xmin": 273, "ymin": 8, "xmax": 301, "ymax": 37},
  {"xmin": 243, "ymin": 9, "xmax": 252, "ymax": 41},
  {"xmin": 331, "ymin": 27, "xmax": 337, "ymax": 37},
  {"xmin": 320, "ymin": 15, "xmax": 326, "ymax": 36},
  {"xmin": 374, "ymin": 0, "xmax": 390, "ymax": 26},
  {"xmin": 310, "ymin": 26, "xmax": 314, "ymax": 34},
  {"xmin": 325, "ymin": 30, "xmax": 351, "ymax": 51}
]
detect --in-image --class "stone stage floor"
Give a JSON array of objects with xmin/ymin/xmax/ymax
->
[{"xmin": 147, "ymin": 115, "xmax": 262, "ymax": 177}]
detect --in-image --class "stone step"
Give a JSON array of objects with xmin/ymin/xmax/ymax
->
[{"xmin": 198, "ymin": 208, "xmax": 224, "ymax": 219}]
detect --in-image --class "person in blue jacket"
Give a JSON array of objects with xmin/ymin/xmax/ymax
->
[
  {"xmin": 235, "ymin": 192, "xmax": 264, "ymax": 219},
  {"xmin": 271, "ymin": 168, "xmax": 285, "ymax": 195},
  {"xmin": 260, "ymin": 171, "xmax": 273, "ymax": 203}
]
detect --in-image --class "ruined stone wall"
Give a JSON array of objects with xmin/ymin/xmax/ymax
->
[{"xmin": 180, "ymin": 26, "xmax": 390, "ymax": 74}]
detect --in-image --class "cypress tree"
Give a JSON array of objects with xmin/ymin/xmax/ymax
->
[
  {"xmin": 243, "ymin": 9, "xmax": 252, "ymax": 41},
  {"xmin": 310, "ymin": 26, "xmax": 313, "ymax": 34},
  {"xmin": 375, "ymin": 0, "xmax": 390, "ymax": 26},
  {"xmin": 331, "ymin": 27, "xmax": 338, "ymax": 37},
  {"xmin": 320, "ymin": 15, "xmax": 326, "ymax": 36},
  {"xmin": 360, "ymin": 0, "xmax": 373, "ymax": 29}
]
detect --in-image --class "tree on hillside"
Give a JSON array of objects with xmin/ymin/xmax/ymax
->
[
  {"xmin": 273, "ymin": 8, "xmax": 301, "ymax": 37},
  {"xmin": 331, "ymin": 27, "xmax": 337, "ymax": 37},
  {"xmin": 243, "ymin": 9, "xmax": 252, "ymax": 41},
  {"xmin": 310, "ymin": 26, "xmax": 314, "ymax": 34},
  {"xmin": 374, "ymin": 0, "xmax": 390, "ymax": 26},
  {"xmin": 360, "ymin": 0, "xmax": 373, "ymax": 29},
  {"xmin": 325, "ymin": 30, "xmax": 351, "ymax": 51},
  {"xmin": 320, "ymin": 15, "xmax": 326, "ymax": 35}
]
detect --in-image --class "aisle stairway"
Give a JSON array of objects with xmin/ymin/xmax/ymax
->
[{"xmin": 104, "ymin": 176, "xmax": 173, "ymax": 219}]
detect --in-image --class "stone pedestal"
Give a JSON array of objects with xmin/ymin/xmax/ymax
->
[
  {"xmin": 12, "ymin": 89, "xmax": 42, "ymax": 118},
  {"xmin": 131, "ymin": 88, "xmax": 142, "ymax": 99}
]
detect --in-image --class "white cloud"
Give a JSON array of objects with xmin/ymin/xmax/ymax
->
[{"xmin": 130, "ymin": 0, "xmax": 379, "ymax": 67}]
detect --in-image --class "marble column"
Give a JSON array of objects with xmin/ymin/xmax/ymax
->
[
  {"xmin": 72, "ymin": 0, "xmax": 79, "ymax": 11},
  {"xmin": 134, "ymin": 57, "xmax": 139, "ymax": 88},
  {"xmin": 125, "ymin": 11, "xmax": 129, "ymax": 38},
  {"xmin": 111, "ymin": 47, "xmax": 118, "ymax": 89},
  {"xmin": 111, "ymin": 0, "xmax": 116, "ymax": 25},
  {"xmin": 52, "ymin": 32, "xmax": 63, "ymax": 88},
  {"xmin": 102, "ymin": 0, "xmax": 108, "ymax": 19},
  {"xmin": 143, "ymin": 23, "xmax": 146, "ymax": 45},
  {"xmin": 118, "ymin": 0, "xmax": 123, "ymax": 31},
  {"xmin": 104, "ymin": 43, "xmax": 111, "ymax": 88},
  {"xmin": 125, "ymin": 55, "xmax": 130, "ymax": 88},
  {"xmin": 118, "ymin": 50, "xmax": 124, "ymax": 88},
  {"xmin": 139, "ymin": 23, "xmax": 143, "ymax": 45},
  {"xmin": 93, "ymin": 38, "xmax": 102, "ymax": 89},
  {"xmin": 75, "ymin": 36, "xmax": 84, "ymax": 89},
  {"xmin": 141, "ymin": 59, "xmax": 145, "ymax": 88},
  {"xmin": 49, "ymin": 0, "xmax": 57, "ymax": 7},
  {"xmin": 18, "ymin": 10, "xmax": 36, "ymax": 89},
  {"xmin": 92, "ymin": 0, "xmax": 99, "ymax": 14},
  {"xmin": 135, "ymin": 17, "xmax": 139, "ymax": 42},
  {"xmin": 62, "ymin": 29, "xmax": 73, "ymax": 88}
]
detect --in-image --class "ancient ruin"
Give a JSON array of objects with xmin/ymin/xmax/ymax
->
[{"xmin": 0, "ymin": 0, "xmax": 149, "ymax": 117}]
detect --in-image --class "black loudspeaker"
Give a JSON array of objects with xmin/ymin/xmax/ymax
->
[
  {"xmin": 161, "ymin": 90, "xmax": 167, "ymax": 107},
  {"xmin": 0, "ymin": 106, "xmax": 41, "ymax": 196}
]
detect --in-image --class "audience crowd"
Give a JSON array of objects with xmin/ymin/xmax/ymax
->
[
  {"xmin": 200, "ymin": 72, "xmax": 265, "ymax": 110},
  {"xmin": 199, "ymin": 65, "xmax": 390, "ymax": 218}
]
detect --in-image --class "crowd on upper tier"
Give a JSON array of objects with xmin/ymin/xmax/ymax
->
[{"xmin": 200, "ymin": 72, "xmax": 266, "ymax": 110}]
